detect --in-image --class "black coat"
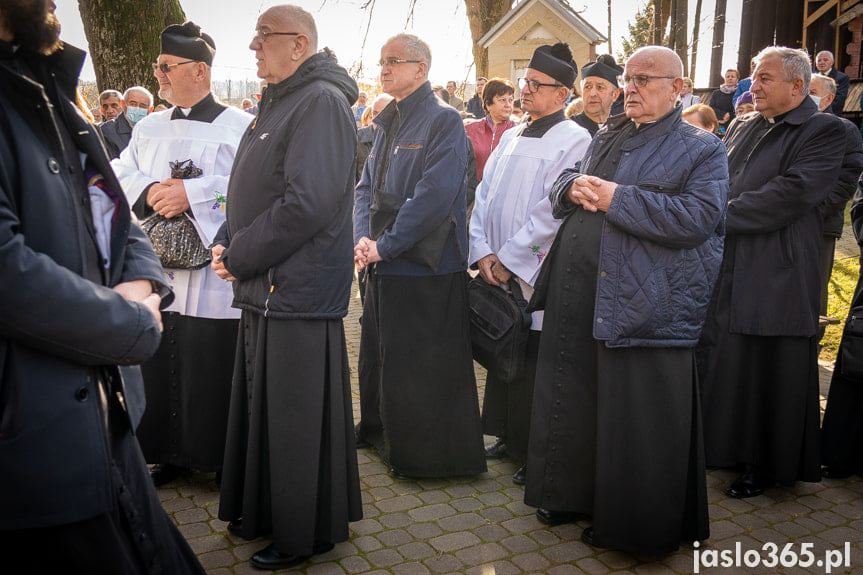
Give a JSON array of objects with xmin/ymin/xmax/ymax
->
[
  {"xmin": 820, "ymin": 117, "xmax": 863, "ymax": 238},
  {"xmin": 0, "ymin": 41, "xmax": 169, "ymax": 529},
  {"xmin": 98, "ymin": 112, "xmax": 132, "ymax": 159},
  {"xmin": 720, "ymin": 97, "xmax": 846, "ymax": 336},
  {"xmin": 217, "ymin": 49, "xmax": 358, "ymax": 319}
]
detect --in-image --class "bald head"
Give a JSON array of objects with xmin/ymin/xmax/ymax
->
[
  {"xmin": 622, "ymin": 46, "xmax": 683, "ymax": 125},
  {"xmin": 263, "ymin": 5, "xmax": 317, "ymax": 51},
  {"xmin": 628, "ymin": 46, "xmax": 684, "ymax": 77},
  {"xmin": 252, "ymin": 4, "xmax": 318, "ymax": 84}
]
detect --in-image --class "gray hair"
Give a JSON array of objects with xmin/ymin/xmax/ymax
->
[
  {"xmin": 99, "ymin": 89, "xmax": 122, "ymax": 104},
  {"xmin": 123, "ymin": 86, "xmax": 153, "ymax": 107},
  {"xmin": 816, "ymin": 50, "xmax": 835, "ymax": 62},
  {"xmin": 811, "ymin": 73, "xmax": 837, "ymax": 96},
  {"xmin": 386, "ymin": 33, "xmax": 432, "ymax": 73},
  {"xmin": 752, "ymin": 46, "xmax": 811, "ymax": 94},
  {"xmin": 270, "ymin": 5, "xmax": 318, "ymax": 51}
]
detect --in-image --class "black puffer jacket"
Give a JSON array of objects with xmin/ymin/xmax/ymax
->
[{"xmin": 218, "ymin": 49, "xmax": 358, "ymax": 319}]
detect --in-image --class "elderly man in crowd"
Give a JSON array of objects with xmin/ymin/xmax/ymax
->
[
  {"xmin": 470, "ymin": 43, "xmax": 590, "ymax": 486},
  {"xmin": 99, "ymin": 88, "xmax": 123, "ymax": 122},
  {"xmin": 698, "ymin": 47, "xmax": 850, "ymax": 499},
  {"xmin": 571, "ymin": 54, "xmax": 622, "ymax": 137},
  {"xmin": 354, "ymin": 33, "xmax": 486, "ymax": 479},
  {"xmin": 112, "ymin": 22, "xmax": 253, "ymax": 488},
  {"xmin": 815, "ymin": 50, "xmax": 849, "ymax": 115},
  {"xmin": 0, "ymin": 1, "xmax": 204, "ymax": 572},
  {"xmin": 527, "ymin": 46, "xmax": 727, "ymax": 554},
  {"xmin": 213, "ymin": 5, "xmax": 361, "ymax": 570},
  {"xmin": 99, "ymin": 85, "xmax": 153, "ymax": 159}
]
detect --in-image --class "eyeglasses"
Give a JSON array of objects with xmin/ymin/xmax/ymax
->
[
  {"xmin": 378, "ymin": 57, "xmax": 422, "ymax": 68},
  {"xmin": 152, "ymin": 60, "xmax": 197, "ymax": 74},
  {"xmin": 518, "ymin": 77, "xmax": 563, "ymax": 93},
  {"xmin": 620, "ymin": 75, "xmax": 676, "ymax": 88},
  {"xmin": 253, "ymin": 30, "xmax": 300, "ymax": 43}
]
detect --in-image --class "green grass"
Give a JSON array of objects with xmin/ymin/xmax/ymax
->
[{"xmin": 821, "ymin": 253, "xmax": 860, "ymax": 362}]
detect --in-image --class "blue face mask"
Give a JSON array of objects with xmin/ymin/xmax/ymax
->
[
  {"xmin": 125, "ymin": 106, "xmax": 148, "ymax": 125},
  {"xmin": 809, "ymin": 94, "xmax": 822, "ymax": 109}
]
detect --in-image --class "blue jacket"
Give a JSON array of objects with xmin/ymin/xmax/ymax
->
[
  {"xmin": 355, "ymin": 82, "xmax": 469, "ymax": 276},
  {"xmin": 536, "ymin": 108, "xmax": 729, "ymax": 348}
]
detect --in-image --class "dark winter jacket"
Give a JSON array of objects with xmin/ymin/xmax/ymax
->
[
  {"xmin": 0, "ymin": 41, "xmax": 169, "ymax": 528},
  {"xmin": 536, "ymin": 107, "xmax": 729, "ymax": 348},
  {"xmin": 217, "ymin": 49, "xmax": 358, "ymax": 319},
  {"xmin": 98, "ymin": 112, "xmax": 132, "ymax": 159},
  {"xmin": 721, "ymin": 97, "xmax": 849, "ymax": 336},
  {"xmin": 819, "ymin": 116, "xmax": 863, "ymax": 238},
  {"xmin": 356, "ymin": 123, "xmax": 374, "ymax": 184},
  {"xmin": 354, "ymin": 82, "xmax": 470, "ymax": 276}
]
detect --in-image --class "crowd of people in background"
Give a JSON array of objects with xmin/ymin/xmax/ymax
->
[{"xmin": 7, "ymin": 0, "xmax": 863, "ymax": 572}]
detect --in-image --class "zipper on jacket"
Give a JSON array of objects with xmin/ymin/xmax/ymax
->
[{"xmin": 264, "ymin": 268, "xmax": 275, "ymax": 318}]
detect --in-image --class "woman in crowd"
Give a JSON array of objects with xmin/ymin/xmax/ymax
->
[
  {"xmin": 465, "ymin": 77, "xmax": 515, "ymax": 182},
  {"xmin": 706, "ymin": 68, "xmax": 739, "ymax": 134}
]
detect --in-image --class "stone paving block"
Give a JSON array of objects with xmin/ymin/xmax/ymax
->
[
  {"xmin": 305, "ymin": 563, "xmax": 348, "ymax": 575},
  {"xmin": 707, "ymin": 503, "xmax": 733, "ymax": 521},
  {"xmin": 407, "ymin": 522, "xmax": 444, "ymax": 540},
  {"xmin": 207, "ymin": 504, "xmax": 221, "ymax": 519},
  {"xmin": 660, "ymin": 552, "xmax": 696, "ymax": 573},
  {"xmin": 187, "ymin": 533, "xmax": 230, "ymax": 554},
  {"xmin": 818, "ymin": 487, "xmax": 860, "ymax": 504},
  {"xmin": 408, "ymin": 503, "xmax": 457, "ymax": 522},
  {"xmin": 464, "ymin": 560, "xmax": 522, "ymax": 575},
  {"xmin": 391, "ymin": 482, "xmax": 424, "ymax": 495},
  {"xmin": 231, "ymin": 541, "xmax": 262, "ymax": 562},
  {"xmin": 795, "ymin": 516, "xmax": 827, "ymax": 532},
  {"xmin": 633, "ymin": 562, "xmax": 676, "ymax": 574},
  {"xmin": 718, "ymin": 497, "xmax": 755, "ymax": 514},
  {"xmin": 391, "ymin": 561, "xmax": 432, "ymax": 575},
  {"xmin": 378, "ymin": 529, "xmax": 413, "ymax": 547},
  {"xmin": 197, "ymin": 549, "xmax": 234, "ymax": 570},
  {"xmin": 454, "ymin": 542, "xmax": 508, "ymax": 566},
  {"xmin": 156, "ymin": 488, "xmax": 179, "ymax": 502},
  {"xmin": 206, "ymin": 569, "xmax": 233, "ymax": 575},
  {"xmin": 596, "ymin": 550, "xmax": 638, "ymax": 570},
  {"xmin": 339, "ymin": 555, "xmax": 372, "ymax": 574},
  {"xmin": 366, "ymin": 548, "xmax": 405, "ymax": 567},
  {"xmin": 423, "ymin": 554, "xmax": 465, "ymax": 573},
  {"xmin": 362, "ymin": 473, "xmax": 394, "ymax": 488},
  {"xmin": 774, "ymin": 520, "xmax": 813, "ymax": 539},
  {"xmin": 451, "ymin": 497, "xmax": 485, "ymax": 513},
  {"xmin": 530, "ymin": 528, "xmax": 562, "ymax": 546},
  {"xmin": 359, "ymin": 462, "xmax": 389, "ymax": 476},
  {"xmin": 380, "ymin": 512, "xmax": 413, "ymax": 529},
  {"xmin": 174, "ymin": 507, "xmax": 210, "ymax": 525},
  {"xmin": 192, "ymin": 491, "xmax": 220, "ymax": 507},
  {"xmin": 542, "ymin": 540, "xmax": 593, "ymax": 563},
  {"xmin": 477, "ymin": 491, "xmax": 511, "ymax": 506},
  {"xmin": 362, "ymin": 503, "xmax": 381, "ymax": 519},
  {"xmin": 368, "ymin": 486, "xmax": 396, "ymax": 501},
  {"xmin": 177, "ymin": 521, "xmax": 212, "ymax": 539},
  {"xmin": 416, "ymin": 478, "xmax": 450, "ymax": 490},
  {"xmin": 505, "ymin": 500, "xmax": 534, "ymax": 516},
  {"xmin": 474, "ymin": 524, "xmax": 510, "ymax": 542},
  {"xmin": 511, "ymin": 551, "xmax": 551, "ymax": 571},
  {"xmin": 550, "ymin": 523, "xmax": 581, "ymax": 539},
  {"xmin": 429, "ymin": 531, "xmax": 481, "ymax": 552},
  {"xmin": 749, "ymin": 527, "xmax": 785, "ymax": 544},
  {"xmin": 502, "ymin": 534, "xmax": 540, "ymax": 553},
  {"xmin": 731, "ymin": 512, "xmax": 768, "ymax": 530},
  {"xmin": 350, "ymin": 517, "xmax": 384, "ymax": 535},
  {"xmin": 576, "ymin": 556, "xmax": 617, "ymax": 575},
  {"xmin": 797, "ymin": 494, "xmax": 833, "ymax": 511},
  {"xmin": 811, "ymin": 509, "xmax": 850, "ymax": 527},
  {"xmin": 162, "ymin": 496, "xmax": 195, "ymax": 513},
  {"xmin": 821, "ymin": 526, "xmax": 863, "ymax": 545},
  {"xmin": 445, "ymin": 484, "xmax": 476, "ymax": 498},
  {"xmin": 376, "ymin": 494, "xmax": 424, "ymax": 513},
  {"xmin": 438, "ymin": 511, "xmax": 486, "ymax": 532},
  {"xmin": 833, "ymin": 502, "xmax": 863, "ymax": 520},
  {"xmin": 546, "ymin": 564, "xmax": 588, "ymax": 575},
  {"xmin": 353, "ymin": 534, "xmax": 383, "ymax": 552},
  {"xmin": 502, "ymin": 515, "xmax": 542, "ymax": 534},
  {"xmin": 398, "ymin": 541, "xmax": 437, "ymax": 561},
  {"xmin": 417, "ymin": 490, "xmax": 451, "ymax": 505}
]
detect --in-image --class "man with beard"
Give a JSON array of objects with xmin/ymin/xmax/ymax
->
[
  {"xmin": 112, "ymin": 21, "xmax": 253, "ymax": 487},
  {"xmin": 0, "ymin": 1, "xmax": 204, "ymax": 572},
  {"xmin": 213, "ymin": 5, "xmax": 362, "ymax": 570},
  {"xmin": 527, "ymin": 46, "xmax": 727, "ymax": 554},
  {"xmin": 571, "ymin": 54, "xmax": 622, "ymax": 137}
]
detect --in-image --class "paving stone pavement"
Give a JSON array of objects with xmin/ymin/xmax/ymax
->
[{"xmin": 154, "ymin": 284, "xmax": 863, "ymax": 574}]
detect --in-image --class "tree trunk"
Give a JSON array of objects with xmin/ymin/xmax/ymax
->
[
  {"xmin": 463, "ymin": 0, "xmax": 511, "ymax": 79},
  {"xmin": 670, "ymin": 0, "xmax": 688, "ymax": 75},
  {"xmin": 78, "ymin": 0, "xmax": 186, "ymax": 104},
  {"xmin": 709, "ymin": 0, "xmax": 727, "ymax": 86},
  {"xmin": 737, "ymin": 0, "xmax": 756, "ymax": 79},
  {"xmin": 608, "ymin": 0, "xmax": 613, "ymax": 55},
  {"xmin": 690, "ymin": 0, "xmax": 703, "ymax": 80}
]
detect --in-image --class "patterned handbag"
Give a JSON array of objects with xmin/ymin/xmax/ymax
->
[{"xmin": 139, "ymin": 159, "xmax": 211, "ymax": 270}]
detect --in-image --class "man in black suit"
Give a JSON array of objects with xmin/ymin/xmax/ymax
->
[{"xmin": 815, "ymin": 50, "xmax": 849, "ymax": 115}]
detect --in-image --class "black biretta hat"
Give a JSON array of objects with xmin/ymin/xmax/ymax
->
[
  {"xmin": 527, "ymin": 42, "xmax": 578, "ymax": 88},
  {"xmin": 581, "ymin": 54, "xmax": 623, "ymax": 86},
  {"xmin": 160, "ymin": 21, "xmax": 215, "ymax": 66}
]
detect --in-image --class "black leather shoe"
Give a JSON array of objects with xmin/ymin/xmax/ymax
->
[
  {"xmin": 227, "ymin": 519, "xmax": 243, "ymax": 537},
  {"xmin": 536, "ymin": 507, "xmax": 581, "ymax": 526},
  {"xmin": 355, "ymin": 433, "xmax": 371, "ymax": 449},
  {"xmin": 485, "ymin": 437, "xmax": 508, "ymax": 459},
  {"xmin": 390, "ymin": 468, "xmax": 411, "ymax": 480},
  {"xmin": 823, "ymin": 466, "xmax": 853, "ymax": 479},
  {"xmin": 725, "ymin": 471, "xmax": 772, "ymax": 498},
  {"xmin": 512, "ymin": 466, "xmax": 526, "ymax": 485},
  {"xmin": 149, "ymin": 463, "xmax": 183, "ymax": 487},
  {"xmin": 250, "ymin": 542, "xmax": 334, "ymax": 570},
  {"xmin": 581, "ymin": 526, "xmax": 607, "ymax": 548}
]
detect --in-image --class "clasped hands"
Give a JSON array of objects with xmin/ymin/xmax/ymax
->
[
  {"xmin": 566, "ymin": 175, "xmax": 617, "ymax": 213},
  {"xmin": 146, "ymin": 178, "xmax": 190, "ymax": 219},
  {"xmin": 354, "ymin": 237, "xmax": 381, "ymax": 272}
]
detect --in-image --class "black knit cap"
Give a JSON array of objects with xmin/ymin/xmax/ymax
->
[
  {"xmin": 581, "ymin": 54, "xmax": 623, "ymax": 86},
  {"xmin": 160, "ymin": 21, "xmax": 216, "ymax": 66},
  {"xmin": 527, "ymin": 42, "xmax": 578, "ymax": 88}
]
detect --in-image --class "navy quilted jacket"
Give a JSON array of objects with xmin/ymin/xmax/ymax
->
[{"xmin": 543, "ymin": 107, "xmax": 729, "ymax": 348}]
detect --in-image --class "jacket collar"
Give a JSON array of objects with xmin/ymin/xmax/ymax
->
[
  {"xmin": 0, "ymin": 40, "xmax": 85, "ymax": 102},
  {"xmin": 374, "ymin": 81, "xmax": 434, "ymax": 133},
  {"xmin": 602, "ymin": 106, "xmax": 681, "ymax": 150}
]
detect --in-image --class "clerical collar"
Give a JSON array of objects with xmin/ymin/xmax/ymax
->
[
  {"xmin": 521, "ymin": 109, "xmax": 567, "ymax": 138},
  {"xmin": 169, "ymin": 92, "xmax": 226, "ymax": 123}
]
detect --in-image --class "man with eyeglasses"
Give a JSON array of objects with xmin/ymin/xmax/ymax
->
[
  {"xmin": 526, "ymin": 46, "xmax": 729, "ymax": 554},
  {"xmin": 354, "ymin": 33, "xmax": 486, "ymax": 480},
  {"xmin": 469, "ymin": 43, "xmax": 590, "ymax": 487},
  {"xmin": 571, "ymin": 54, "xmax": 622, "ymax": 137},
  {"xmin": 212, "ymin": 5, "xmax": 362, "ymax": 570},
  {"xmin": 98, "ymin": 85, "xmax": 153, "ymax": 159},
  {"xmin": 111, "ymin": 22, "xmax": 252, "ymax": 491}
]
